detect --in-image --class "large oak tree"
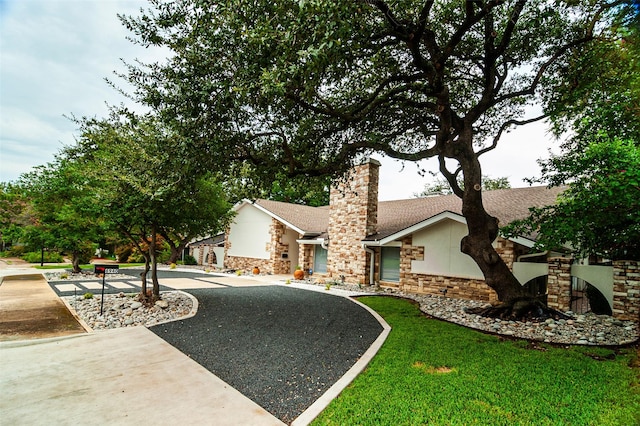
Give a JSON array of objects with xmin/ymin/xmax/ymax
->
[{"xmin": 118, "ymin": 0, "xmax": 635, "ymax": 308}]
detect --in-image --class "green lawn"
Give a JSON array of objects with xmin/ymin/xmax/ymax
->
[{"xmin": 313, "ymin": 296, "xmax": 640, "ymax": 426}]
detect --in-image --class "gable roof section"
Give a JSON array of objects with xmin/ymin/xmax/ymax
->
[
  {"xmin": 252, "ymin": 199, "xmax": 329, "ymax": 235},
  {"xmin": 366, "ymin": 185, "xmax": 565, "ymax": 243}
]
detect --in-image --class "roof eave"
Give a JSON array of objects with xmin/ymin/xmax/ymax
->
[
  {"xmin": 249, "ymin": 200, "xmax": 307, "ymax": 235},
  {"xmin": 365, "ymin": 211, "xmax": 466, "ymax": 246}
]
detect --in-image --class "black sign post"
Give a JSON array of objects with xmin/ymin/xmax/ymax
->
[{"xmin": 94, "ymin": 264, "xmax": 119, "ymax": 315}]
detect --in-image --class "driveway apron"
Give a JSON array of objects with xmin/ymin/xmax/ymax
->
[{"xmin": 150, "ymin": 285, "xmax": 383, "ymax": 424}]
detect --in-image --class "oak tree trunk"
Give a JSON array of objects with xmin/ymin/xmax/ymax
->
[{"xmin": 456, "ymin": 137, "xmax": 528, "ymax": 304}]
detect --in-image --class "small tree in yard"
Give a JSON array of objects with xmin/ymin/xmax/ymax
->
[
  {"xmin": 73, "ymin": 113, "xmax": 233, "ymax": 300},
  {"xmin": 19, "ymin": 156, "xmax": 105, "ymax": 273},
  {"xmin": 157, "ymin": 174, "xmax": 233, "ymax": 265},
  {"xmin": 119, "ymin": 1, "xmax": 637, "ymax": 316},
  {"xmin": 0, "ymin": 183, "xmax": 33, "ymax": 252}
]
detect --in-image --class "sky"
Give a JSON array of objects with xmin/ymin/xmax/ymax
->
[{"xmin": 1, "ymin": 0, "xmax": 559, "ymax": 201}]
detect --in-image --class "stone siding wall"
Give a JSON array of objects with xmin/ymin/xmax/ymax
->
[
  {"xmin": 269, "ymin": 219, "xmax": 292, "ymax": 274},
  {"xmin": 494, "ymin": 238, "xmax": 527, "ymax": 270},
  {"xmin": 380, "ymin": 235, "xmax": 498, "ymax": 302},
  {"xmin": 326, "ymin": 159, "xmax": 380, "ymax": 285},
  {"xmin": 546, "ymin": 257, "xmax": 572, "ymax": 311},
  {"xmin": 223, "ymin": 255, "xmax": 273, "ymax": 274},
  {"xmin": 612, "ymin": 260, "xmax": 640, "ymax": 321}
]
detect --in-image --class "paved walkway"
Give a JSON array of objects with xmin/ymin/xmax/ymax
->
[
  {"xmin": 0, "ymin": 274, "xmax": 86, "ymax": 341},
  {"xmin": 1, "ymin": 327, "xmax": 285, "ymax": 426}
]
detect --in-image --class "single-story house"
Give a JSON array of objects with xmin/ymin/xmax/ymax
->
[
  {"xmin": 188, "ymin": 233, "xmax": 225, "ymax": 268},
  {"xmin": 223, "ymin": 159, "xmax": 565, "ymax": 302}
]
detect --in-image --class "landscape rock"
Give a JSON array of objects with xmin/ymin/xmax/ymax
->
[{"xmin": 64, "ymin": 291, "xmax": 193, "ymax": 331}]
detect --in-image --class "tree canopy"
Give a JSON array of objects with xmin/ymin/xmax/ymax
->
[
  {"xmin": 18, "ymin": 156, "xmax": 106, "ymax": 272},
  {"xmin": 506, "ymin": 138, "xmax": 640, "ymax": 260},
  {"xmin": 506, "ymin": 9, "xmax": 640, "ymax": 261},
  {"xmin": 116, "ymin": 0, "xmax": 636, "ymax": 306}
]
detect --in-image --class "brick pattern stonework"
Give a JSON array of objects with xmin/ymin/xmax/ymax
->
[
  {"xmin": 196, "ymin": 245, "xmax": 205, "ymax": 265},
  {"xmin": 494, "ymin": 238, "xmax": 528, "ymax": 270},
  {"xmin": 269, "ymin": 219, "xmax": 292, "ymax": 274},
  {"xmin": 379, "ymin": 235, "xmax": 499, "ymax": 302},
  {"xmin": 190, "ymin": 243, "xmax": 216, "ymax": 266},
  {"xmin": 546, "ymin": 257, "xmax": 572, "ymax": 311},
  {"xmin": 612, "ymin": 260, "xmax": 640, "ymax": 321},
  {"xmin": 299, "ymin": 244, "xmax": 314, "ymax": 276},
  {"xmin": 326, "ymin": 159, "xmax": 380, "ymax": 285}
]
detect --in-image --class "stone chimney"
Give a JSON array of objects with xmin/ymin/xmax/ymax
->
[{"xmin": 326, "ymin": 158, "xmax": 381, "ymax": 284}]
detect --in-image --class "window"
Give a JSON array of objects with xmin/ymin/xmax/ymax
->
[
  {"xmin": 314, "ymin": 245, "xmax": 328, "ymax": 273},
  {"xmin": 381, "ymin": 247, "xmax": 400, "ymax": 282}
]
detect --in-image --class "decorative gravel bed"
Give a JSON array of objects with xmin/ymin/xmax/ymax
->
[
  {"xmin": 63, "ymin": 291, "xmax": 195, "ymax": 330},
  {"xmin": 297, "ymin": 280, "xmax": 639, "ymax": 346}
]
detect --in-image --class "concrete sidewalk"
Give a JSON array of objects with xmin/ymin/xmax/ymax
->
[
  {"xmin": 0, "ymin": 327, "xmax": 285, "ymax": 425},
  {"xmin": 0, "ymin": 273, "xmax": 87, "ymax": 341}
]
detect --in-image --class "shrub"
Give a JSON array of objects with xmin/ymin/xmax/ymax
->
[
  {"xmin": 115, "ymin": 245, "xmax": 133, "ymax": 263},
  {"xmin": 22, "ymin": 251, "xmax": 64, "ymax": 263},
  {"xmin": 127, "ymin": 252, "xmax": 146, "ymax": 263},
  {"xmin": 183, "ymin": 254, "xmax": 197, "ymax": 265},
  {"xmin": 156, "ymin": 248, "xmax": 171, "ymax": 264},
  {"xmin": 76, "ymin": 245, "xmax": 94, "ymax": 265},
  {"xmin": 7, "ymin": 245, "xmax": 26, "ymax": 257},
  {"xmin": 83, "ymin": 292, "xmax": 93, "ymax": 299}
]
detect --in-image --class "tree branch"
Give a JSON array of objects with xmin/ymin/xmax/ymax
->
[{"xmin": 476, "ymin": 115, "xmax": 547, "ymax": 158}]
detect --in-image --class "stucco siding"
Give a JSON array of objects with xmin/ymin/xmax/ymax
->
[
  {"xmin": 227, "ymin": 205, "xmax": 271, "ymax": 260},
  {"xmin": 281, "ymin": 228, "xmax": 300, "ymax": 273},
  {"xmin": 410, "ymin": 219, "xmax": 483, "ymax": 279}
]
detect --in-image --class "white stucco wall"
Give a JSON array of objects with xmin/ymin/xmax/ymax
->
[
  {"xmin": 410, "ymin": 219, "xmax": 483, "ymax": 279},
  {"xmin": 227, "ymin": 205, "xmax": 271, "ymax": 259},
  {"xmin": 211, "ymin": 247, "xmax": 225, "ymax": 267},
  {"xmin": 281, "ymin": 228, "xmax": 300, "ymax": 273}
]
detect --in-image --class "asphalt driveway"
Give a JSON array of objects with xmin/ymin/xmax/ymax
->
[{"xmin": 150, "ymin": 285, "xmax": 384, "ymax": 424}]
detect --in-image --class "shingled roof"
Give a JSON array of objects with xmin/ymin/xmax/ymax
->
[
  {"xmin": 251, "ymin": 185, "xmax": 564, "ymax": 241},
  {"xmin": 253, "ymin": 199, "xmax": 329, "ymax": 235},
  {"xmin": 370, "ymin": 185, "xmax": 565, "ymax": 241}
]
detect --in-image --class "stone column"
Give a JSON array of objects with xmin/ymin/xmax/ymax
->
[
  {"xmin": 612, "ymin": 260, "xmax": 640, "ymax": 322},
  {"xmin": 547, "ymin": 257, "xmax": 572, "ymax": 312},
  {"xmin": 197, "ymin": 244, "xmax": 204, "ymax": 265},
  {"xmin": 327, "ymin": 158, "xmax": 380, "ymax": 285}
]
